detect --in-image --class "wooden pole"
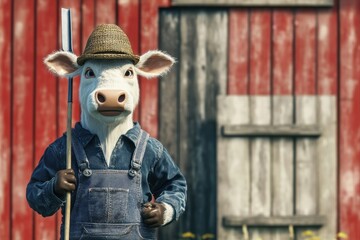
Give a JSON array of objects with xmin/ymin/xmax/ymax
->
[
  {"xmin": 64, "ymin": 82, "xmax": 72, "ymax": 240},
  {"xmin": 61, "ymin": 8, "xmax": 73, "ymax": 240}
]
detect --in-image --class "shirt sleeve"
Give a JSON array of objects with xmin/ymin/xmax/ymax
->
[
  {"xmin": 149, "ymin": 145, "xmax": 187, "ymax": 222},
  {"xmin": 26, "ymin": 139, "xmax": 66, "ymax": 217}
]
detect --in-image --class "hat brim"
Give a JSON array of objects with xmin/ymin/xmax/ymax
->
[{"xmin": 77, "ymin": 53, "xmax": 140, "ymax": 66}]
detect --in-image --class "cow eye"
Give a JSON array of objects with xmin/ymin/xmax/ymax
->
[
  {"xmin": 85, "ymin": 68, "xmax": 95, "ymax": 79},
  {"xmin": 124, "ymin": 69, "xmax": 134, "ymax": 78}
]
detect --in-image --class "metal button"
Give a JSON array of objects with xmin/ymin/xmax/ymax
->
[{"xmin": 83, "ymin": 168, "xmax": 92, "ymax": 177}]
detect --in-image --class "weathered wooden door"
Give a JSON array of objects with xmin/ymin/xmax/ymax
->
[
  {"xmin": 217, "ymin": 95, "xmax": 337, "ymax": 240},
  {"xmin": 158, "ymin": 9, "xmax": 228, "ymax": 239},
  {"xmin": 158, "ymin": 7, "xmax": 337, "ymax": 240}
]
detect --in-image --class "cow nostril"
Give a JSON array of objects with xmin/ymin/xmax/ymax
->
[
  {"xmin": 97, "ymin": 93, "xmax": 106, "ymax": 103},
  {"xmin": 118, "ymin": 94, "xmax": 126, "ymax": 103}
]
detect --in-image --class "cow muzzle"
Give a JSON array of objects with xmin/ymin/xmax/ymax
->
[{"xmin": 95, "ymin": 90, "xmax": 128, "ymax": 116}]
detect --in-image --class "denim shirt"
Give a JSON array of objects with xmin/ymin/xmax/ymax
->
[{"xmin": 26, "ymin": 122, "xmax": 187, "ymax": 222}]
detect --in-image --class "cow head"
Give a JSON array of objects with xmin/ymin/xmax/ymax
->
[{"xmin": 44, "ymin": 50, "xmax": 174, "ymax": 127}]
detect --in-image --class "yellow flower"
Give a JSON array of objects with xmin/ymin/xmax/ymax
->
[
  {"xmin": 302, "ymin": 230, "xmax": 315, "ymax": 237},
  {"xmin": 337, "ymin": 232, "xmax": 348, "ymax": 239},
  {"xmin": 181, "ymin": 232, "xmax": 196, "ymax": 238},
  {"xmin": 201, "ymin": 233, "xmax": 215, "ymax": 239},
  {"xmin": 308, "ymin": 237, "xmax": 320, "ymax": 240}
]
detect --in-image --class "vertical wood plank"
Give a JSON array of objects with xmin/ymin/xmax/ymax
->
[
  {"xmin": 34, "ymin": 1, "xmax": 58, "ymax": 239},
  {"xmin": 249, "ymin": 96, "xmax": 271, "ymax": 240},
  {"xmin": 294, "ymin": 10, "xmax": 316, "ymax": 95},
  {"xmin": 318, "ymin": 96, "xmax": 337, "ymax": 239},
  {"xmin": 249, "ymin": 10, "xmax": 271, "ymax": 95},
  {"xmin": 217, "ymin": 96, "xmax": 250, "ymax": 240},
  {"xmin": 74, "ymin": 2, "xmax": 96, "ymax": 238},
  {"xmin": 178, "ymin": 10, "xmax": 192, "ymax": 234},
  {"xmin": 272, "ymin": 9, "xmax": 294, "ymax": 240},
  {"xmin": 117, "ymin": 0, "xmax": 140, "ymax": 121},
  {"xmin": 317, "ymin": 3, "xmax": 338, "ymax": 95},
  {"xmin": 139, "ymin": 0, "xmax": 169, "ymax": 138},
  {"xmin": 272, "ymin": 11, "xmax": 294, "ymax": 96},
  {"xmin": 178, "ymin": 9, "xmax": 227, "ymax": 237},
  {"xmin": 249, "ymin": 9, "xmax": 272, "ymax": 240},
  {"xmin": 228, "ymin": 9, "xmax": 249, "ymax": 95},
  {"xmin": 339, "ymin": 0, "xmax": 360, "ymax": 238},
  {"xmin": 317, "ymin": 2, "xmax": 338, "ymax": 237},
  {"xmin": 0, "ymin": 0, "xmax": 11, "ymax": 239},
  {"xmin": 159, "ymin": 9, "xmax": 180, "ymax": 181},
  {"xmin": 158, "ymin": 9, "xmax": 180, "ymax": 240},
  {"xmin": 294, "ymin": 8, "xmax": 317, "ymax": 238},
  {"xmin": 95, "ymin": 0, "xmax": 116, "ymax": 24},
  {"xmin": 205, "ymin": 12, "xmax": 227, "ymax": 237},
  {"xmin": 81, "ymin": 0, "xmax": 95, "ymax": 51},
  {"xmin": 12, "ymin": 0, "xmax": 35, "ymax": 239},
  {"xmin": 271, "ymin": 97, "xmax": 294, "ymax": 240},
  {"xmin": 58, "ymin": 0, "xmax": 81, "ymax": 137},
  {"xmin": 117, "ymin": 0, "xmax": 139, "ymax": 54},
  {"xmin": 295, "ymin": 96, "xmax": 318, "ymax": 238}
]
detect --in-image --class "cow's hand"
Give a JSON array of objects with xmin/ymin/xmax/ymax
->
[
  {"xmin": 54, "ymin": 169, "xmax": 77, "ymax": 197},
  {"xmin": 141, "ymin": 202, "xmax": 166, "ymax": 228}
]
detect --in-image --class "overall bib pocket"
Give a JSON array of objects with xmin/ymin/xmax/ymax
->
[
  {"xmin": 79, "ymin": 223, "xmax": 134, "ymax": 240},
  {"xmin": 88, "ymin": 187, "xmax": 129, "ymax": 223}
]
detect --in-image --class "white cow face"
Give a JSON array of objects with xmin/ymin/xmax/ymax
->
[
  {"xmin": 79, "ymin": 59, "xmax": 139, "ymax": 124},
  {"xmin": 44, "ymin": 51, "xmax": 175, "ymax": 126}
]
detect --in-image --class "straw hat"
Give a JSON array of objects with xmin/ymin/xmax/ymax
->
[{"xmin": 77, "ymin": 24, "xmax": 139, "ymax": 66}]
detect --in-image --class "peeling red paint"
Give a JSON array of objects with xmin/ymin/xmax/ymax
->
[
  {"xmin": 340, "ymin": 0, "xmax": 360, "ymax": 238},
  {"xmin": 12, "ymin": 0, "xmax": 35, "ymax": 239},
  {"xmin": 228, "ymin": 9, "xmax": 249, "ymax": 95},
  {"xmin": 295, "ymin": 10, "xmax": 316, "ymax": 95},
  {"xmin": 0, "ymin": 0, "xmax": 11, "ymax": 238}
]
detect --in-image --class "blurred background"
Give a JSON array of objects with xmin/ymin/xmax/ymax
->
[{"xmin": 0, "ymin": 0, "xmax": 359, "ymax": 239}]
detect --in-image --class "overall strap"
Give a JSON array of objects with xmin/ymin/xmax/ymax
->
[
  {"xmin": 128, "ymin": 130, "xmax": 149, "ymax": 177},
  {"xmin": 71, "ymin": 129, "xmax": 92, "ymax": 177}
]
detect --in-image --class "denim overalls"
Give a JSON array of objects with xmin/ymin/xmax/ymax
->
[{"xmin": 66, "ymin": 129, "xmax": 157, "ymax": 240}]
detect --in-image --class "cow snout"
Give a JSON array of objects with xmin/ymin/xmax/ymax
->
[{"xmin": 95, "ymin": 90, "xmax": 128, "ymax": 116}]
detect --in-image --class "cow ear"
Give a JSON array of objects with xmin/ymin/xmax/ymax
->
[
  {"xmin": 135, "ymin": 50, "xmax": 175, "ymax": 79},
  {"xmin": 44, "ymin": 51, "xmax": 81, "ymax": 77}
]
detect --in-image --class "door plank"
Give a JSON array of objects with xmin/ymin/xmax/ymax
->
[
  {"xmin": 272, "ymin": 9, "xmax": 295, "ymax": 240},
  {"xmin": 159, "ymin": 10, "xmax": 181, "ymax": 240},
  {"xmin": 222, "ymin": 124, "xmax": 320, "ymax": 137},
  {"xmin": 272, "ymin": 97, "xmax": 294, "ymax": 240},
  {"xmin": 228, "ymin": 9, "xmax": 249, "ymax": 95},
  {"xmin": 224, "ymin": 215, "xmax": 326, "ymax": 227},
  {"xmin": 217, "ymin": 96, "xmax": 250, "ymax": 240},
  {"xmin": 249, "ymin": 8, "xmax": 272, "ymax": 240},
  {"xmin": 317, "ymin": 1, "xmax": 338, "ymax": 95},
  {"xmin": 294, "ymin": 10, "xmax": 316, "ymax": 95},
  {"xmin": 295, "ymin": 96, "xmax": 318, "ymax": 238},
  {"xmin": 250, "ymin": 96, "xmax": 272, "ymax": 240},
  {"xmin": 317, "ymin": 96, "xmax": 337, "ymax": 239},
  {"xmin": 178, "ymin": 9, "xmax": 227, "ymax": 237}
]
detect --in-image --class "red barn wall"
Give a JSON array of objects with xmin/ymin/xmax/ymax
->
[{"xmin": 0, "ymin": 0, "xmax": 359, "ymax": 239}]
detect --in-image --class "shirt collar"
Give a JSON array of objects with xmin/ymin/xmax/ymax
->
[
  {"xmin": 74, "ymin": 122, "xmax": 96, "ymax": 146},
  {"xmin": 74, "ymin": 122, "xmax": 142, "ymax": 147},
  {"xmin": 122, "ymin": 122, "xmax": 141, "ymax": 146}
]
